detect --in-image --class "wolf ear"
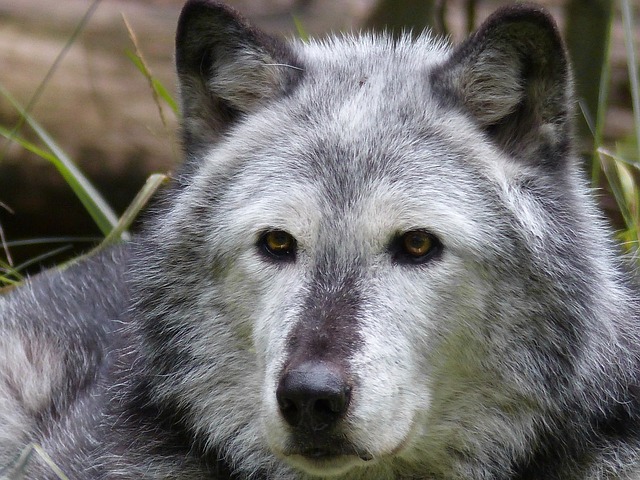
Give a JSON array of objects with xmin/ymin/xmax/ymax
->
[
  {"xmin": 431, "ymin": 5, "xmax": 573, "ymax": 168},
  {"xmin": 175, "ymin": 0, "xmax": 302, "ymax": 155}
]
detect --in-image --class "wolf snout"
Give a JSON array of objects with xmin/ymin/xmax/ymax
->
[{"xmin": 276, "ymin": 361, "xmax": 352, "ymax": 431}]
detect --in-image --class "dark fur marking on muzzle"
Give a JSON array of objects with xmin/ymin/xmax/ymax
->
[{"xmin": 278, "ymin": 273, "xmax": 363, "ymax": 435}]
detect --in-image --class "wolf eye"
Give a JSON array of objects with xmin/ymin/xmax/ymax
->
[
  {"xmin": 260, "ymin": 230, "xmax": 297, "ymax": 260},
  {"xmin": 393, "ymin": 230, "xmax": 441, "ymax": 264},
  {"xmin": 402, "ymin": 231, "xmax": 433, "ymax": 256}
]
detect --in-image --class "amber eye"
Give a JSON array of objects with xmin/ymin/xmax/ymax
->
[
  {"xmin": 402, "ymin": 231, "xmax": 433, "ymax": 256},
  {"xmin": 394, "ymin": 230, "xmax": 441, "ymax": 263},
  {"xmin": 260, "ymin": 230, "xmax": 296, "ymax": 260}
]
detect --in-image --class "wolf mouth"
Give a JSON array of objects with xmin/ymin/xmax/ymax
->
[
  {"xmin": 295, "ymin": 447, "xmax": 373, "ymax": 461},
  {"xmin": 283, "ymin": 449, "xmax": 375, "ymax": 476},
  {"xmin": 276, "ymin": 411, "xmax": 420, "ymax": 476},
  {"xmin": 280, "ymin": 439, "xmax": 371, "ymax": 459}
]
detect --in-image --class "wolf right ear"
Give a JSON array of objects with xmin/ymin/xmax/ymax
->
[
  {"xmin": 430, "ymin": 5, "xmax": 573, "ymax": 169},
  {"xmin": 175, "ymin": 0, "xmax": 302, "ymax": 155}
]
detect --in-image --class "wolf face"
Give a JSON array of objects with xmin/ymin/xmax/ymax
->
[
  {"xmin": 3, "ymin": 1, "xmax": 639, "ymax": 479},
  {"xmin": 122, "ymin": 2, "xmax": 640, "ymax": 479}
]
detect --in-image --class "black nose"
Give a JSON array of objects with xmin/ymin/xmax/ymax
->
[{"xmin": 276, "ymin": 361, "xmax": 351, "ymax": 431}]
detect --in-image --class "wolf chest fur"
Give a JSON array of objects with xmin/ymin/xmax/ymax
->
[{"xmin": 1, "ymin": 1, "xmax": 640, "ymax": 479}]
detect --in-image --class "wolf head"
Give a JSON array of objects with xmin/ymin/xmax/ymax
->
[{"xmin": 129, "ymin": 1, "xmax": 631, "ymax": 478}]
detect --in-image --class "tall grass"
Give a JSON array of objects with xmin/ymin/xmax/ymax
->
[
  {"xmin": 594, "ymin": 0, "xmax": 640, "ymax": 256},
  {"xmin": 0, "ymin": 3, "xmax": 170, "ymax": 287}
]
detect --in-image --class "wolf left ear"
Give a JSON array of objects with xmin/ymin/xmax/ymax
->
[
  {"xmin": 431, "ymin": 5, "xmax": 573, "ymax": 168},
  {"xmin": 175, "ymin": 0, "xmax": 302, "ymax": 155}
]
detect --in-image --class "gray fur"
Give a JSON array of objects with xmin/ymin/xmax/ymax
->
[{"xmin": 1, "ymin": 1, "xmax": 640, "ymax": 479}]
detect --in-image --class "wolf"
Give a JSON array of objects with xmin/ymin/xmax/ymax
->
[{"xmin": 1, "ymin": 0, "xmax": 640, "ymax": 478}]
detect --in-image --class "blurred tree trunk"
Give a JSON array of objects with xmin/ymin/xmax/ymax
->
[
  {"xmin": 364, "ymin": 0, "xmax": 436, "ymax": 36},
  {"xmin": 564, "ymin": 0, "xmax": 613, "ymax": 153}
]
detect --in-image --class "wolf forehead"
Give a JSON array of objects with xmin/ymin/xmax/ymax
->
[
  {"xmin": 203, "ymin": 34, "xmax": 484, "ymax": 173},
  {"xmin": 190, "ymin": 36, "xmax": 501, "ymax": 219},
  {"xmin": 288, "ymin": 34, "xmax": 452, "ymax": 120}
]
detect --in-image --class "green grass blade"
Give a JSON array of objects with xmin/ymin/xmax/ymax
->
[
  {"xmin": 101, "ymin": 173, "xmax": 168, "ymax": 247},
  {"xmin": 0, "ymin": 443, "xmax": 35, "ymax": 478},
  {"xmin": 1, "ymin": 236, "xmax": 102, "ymax": 248},
  {"xmin": 0, "ymin": 276, "xmax": 21, "ymax": 288},
  {"xmin": 0, "ymin": 0, "xmax": 101, "ymax": 163},
  {"xmin": 151, "ymin": 78, "xmax": 179, "ymax": 116},
  {"xmin": 292, "ymin": 16, "xmax": 309, "ymax": 42},
  {"xmin": 61, "ymin": 173, "xmax": 169, "ymax": 269},
  {"xmin": 0, "ymin": 259, "xmax": 22, "ymax": 287},
  {"xmin": 591, "ymin": 10, "xmax": 614, "ymax": 187},
  {"xmin": 125, "ymin": 50, "xmax": 179, "ymax": 116},
  {"xmin": 0, "ymin": 85, "xmax": 123, "ymax": 238},
  {"xmin": 598, "ymin": 148, "xmax": 635, "ymax": 232},
  {"xmin": 32, "ymin": 445, "xmax": 70, "ymax": 480},
  {"xmin": 0, "ymin": 125, "xmax": 59, "ymax": 162},
  {"xmin": 13, "ymin": 245, "xmax": 73, "ymax": 273},
  {"xmin": 621, "ymin": 0, "xmax": 640, "ymax": 163},
  {"xmin": 0, "ymin": 444, "xmax": 69, "ymax": 480},
  {"xmin": 0, "ymin": 204, "xmax": 13, "ymax": 267}
]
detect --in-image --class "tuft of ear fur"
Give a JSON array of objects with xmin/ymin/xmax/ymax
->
[
  {"xmin": 431, "ymin": 4, "xmax": 573, "ymax": 167},
  {"xmin": 175, "ymin": 0, "xmax": 302, "ymax": 155}
]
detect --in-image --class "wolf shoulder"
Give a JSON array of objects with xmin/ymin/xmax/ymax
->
[
  {"xmin": 0, "ymin": 244, "xmax": 130, "ymax": 333},
  {"xmin": 0, "ymin": 245, "xmax": 129, "ymax": 469}
]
